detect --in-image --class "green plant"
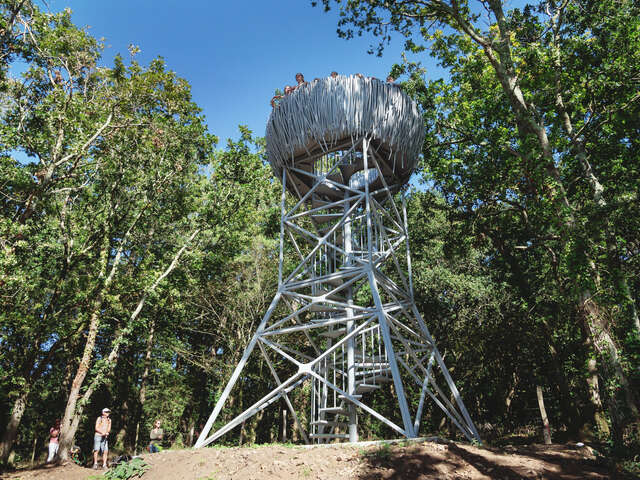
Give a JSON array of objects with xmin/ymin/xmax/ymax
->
[
  {"xmin": 103, "ymin": 458, "xmax": 150, "ymax": 480},
  {"xmin": 621, "ymin": 458, "xmax": 640, "ymax": 478},
  {"xmin": 363, "ymin": 443, "xmax": 392, "ymax": 461}
]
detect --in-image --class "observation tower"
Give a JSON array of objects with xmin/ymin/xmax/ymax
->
[{"xmin": 195, "ymin": 75, "xmax": 480, "ymax": 447}]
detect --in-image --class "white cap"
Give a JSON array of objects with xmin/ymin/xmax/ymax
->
[{"xmin": 102, "ymin": 408, "xmax": 111, "ymax": 413}]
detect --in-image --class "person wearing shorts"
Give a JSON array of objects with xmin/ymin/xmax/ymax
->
[{"xmin": 93, "ymin": 408, "xmax": 111, "ymax": 470}]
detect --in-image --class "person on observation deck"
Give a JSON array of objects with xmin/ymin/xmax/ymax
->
[
  {"xmin": 270, "ymin": 85, "xmax": 295, "ymax": 108},
  {"xmin": 386, "ymin": 75, "xmax": 396, "ymax": 83},
  {"xmin": 330, "ymin": 71, "xmax": 338, "ymax": 78},
  {"xmin": 294, "ymin": 72, "xmax": 307, "ymax": 89}
]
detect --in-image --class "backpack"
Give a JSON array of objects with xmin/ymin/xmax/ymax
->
[{"xmin": 112, "ymin": 454, "xmax": 132, "ymax": 466}]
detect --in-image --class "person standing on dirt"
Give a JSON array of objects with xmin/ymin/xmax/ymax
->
[
  {"xmin": 46, "ymin": 419, "xmax": 61, "ymax": 463},
  {"xmin": 93, "ymin": 408, "xmax": 111, "ymax": 470},
  {"xmin": 149, "ymin": 419, "xmax": 164, "ymax": 453}
]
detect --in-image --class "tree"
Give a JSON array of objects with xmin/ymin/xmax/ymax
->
[
  {"xmin": 0, "ymin": 2, "xmax": 215, "ymax": 461},
  {"xmin": 314, "ymin": 0, "xmax": 640, "ymax": 445}
]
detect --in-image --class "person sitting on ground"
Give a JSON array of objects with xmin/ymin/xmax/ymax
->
[
  {"xmin": 93, "ymin": 408, "xmax": 111, "ymax": 470},
  {"xmin": 149, "ymin": 419, "xmax": 164, "ymax": 453},
  {"xmin": 46, "ymin": 419, "xmax": 61, "ymax": 463},
  {"xmin": 70, "ymin": 445, "xmax": 81, "ymax": 465}
]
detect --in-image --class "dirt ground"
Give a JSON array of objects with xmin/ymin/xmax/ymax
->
[{"xmin": 1, "ymin": 439, "xmax": 623, "ymax": 480}]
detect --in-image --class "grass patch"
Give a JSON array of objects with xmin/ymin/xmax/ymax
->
[
  {"xmin": 209, "ymin": 441, "xmax": 299, "ymax": 450},
  {"xmin": 361, "ymin": 442, "xmax": 393, "ymax": 462}
]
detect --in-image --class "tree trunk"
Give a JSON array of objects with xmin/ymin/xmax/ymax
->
[
  {"xmin": 30, "ymin": 436, "xmax": 38, "ymax": 466},
  {"xmin": 536, "ymin": 385, "xmax": 552, "ymax": 445},
  {"xmin": 187, "ymin": 423, "xmax": 195, "ymax": 447},
  {"xmin": 283, "ymin": 409, "xmax": 288, "ymax": 443},
  {"xmin": 580, "ymin": 292, "xmax": 640, "ymax": 421},
  {"xmin": 0, "ymin": 392, "xmax": 28, "ymax": 464},
  {"xmin": 114, "ymin": 400, "xmax": 130, "ymax": 450},
  {"xmin": 546, "ymin": 336, "xmax": 581, "ymax": 433},
  {"xmin": 57, "ymin": 307, "xmax": 102, "ymax": 460},
  {"xmin": 58, "ymin": 330, "xmax": 122, "ymax": 461},
  {"xmin": 504, "ymin": 372, "xmax": 517, "ymax": 415},
  {"xmin": 238, "ymin": 384, "xmax": 244, "ymax": 446},
  {"xmin": 618, "ymin": 272, "xmax": 640, "ymax": 338},
  {"xmin": 586, "ymin": 358, "xmax": 610, "ymax": 436},
  {"xmin": 134, "ymin": 319, "xmax": 156, "ymax": 454}
]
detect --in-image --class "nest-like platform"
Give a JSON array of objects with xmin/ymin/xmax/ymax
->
[{"xmin": 266, "ymin": 75, "xmax": 424, "ymax": 194}]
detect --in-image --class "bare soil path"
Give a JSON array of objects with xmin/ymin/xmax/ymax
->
[{"xmin": 1, "ymin": 439, "xmax": 620, "ymax": 480}]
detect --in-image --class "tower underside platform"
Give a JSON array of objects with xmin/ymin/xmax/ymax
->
[{"xmin": 266, "ymin": 74, "xmax": 425, "ymax": 196}]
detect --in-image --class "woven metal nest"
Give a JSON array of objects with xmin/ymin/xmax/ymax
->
[{"xmin": 266, "ymin": 75, "xmax": 424, "ymax": 193}]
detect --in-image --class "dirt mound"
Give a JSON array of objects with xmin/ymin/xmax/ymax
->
[{"xmin": 2, "ymin": 440, "xmax": 614, "ymax": 480}]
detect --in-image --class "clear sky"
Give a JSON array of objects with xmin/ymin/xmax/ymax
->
[{"xmin": 48, "ymin": 0, "xmax": 444, "ymax": 148}]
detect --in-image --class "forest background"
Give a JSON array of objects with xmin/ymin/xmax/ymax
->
[{"xmin": 1, "ymin": 0, "xmax": 639, "ymax": 471}]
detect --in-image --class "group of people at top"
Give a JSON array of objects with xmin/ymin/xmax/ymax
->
[
  {"xmin": 45, "ymin": 408, "xmax": 164, "ymax": 470},
  {"xmin": 270, "ymin": 71, "xmax": 396, "ymax": 107}
]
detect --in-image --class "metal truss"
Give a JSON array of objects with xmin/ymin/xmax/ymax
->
[{"xmin": 195, "ymin": 137, "xmax": 481, "ymax": 448}]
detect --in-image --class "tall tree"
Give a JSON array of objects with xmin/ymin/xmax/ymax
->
[{"xmin": 0, "ymin": 2, "xmax": 215, "ymax": 461}]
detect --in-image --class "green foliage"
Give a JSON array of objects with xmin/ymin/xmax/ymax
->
[
  {"xmin": 362, "ymin": 442, "xmax": 392, "ymax": 461},
  {"xmin": 0, "ymin": 0, "xmax": 279, "ymax": 462},
  {"xmin": 102, "ymin": 458, "xmax": 150, "ymax": 480}
]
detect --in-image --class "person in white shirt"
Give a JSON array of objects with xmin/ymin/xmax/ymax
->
[{"xmin": 92, "ymin": 408, "xmax": 111, "ymax": 470}]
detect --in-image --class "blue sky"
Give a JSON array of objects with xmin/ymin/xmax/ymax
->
[{"xmin": 47, "ymin": 0, "xmax": 445, "ymax": 148}]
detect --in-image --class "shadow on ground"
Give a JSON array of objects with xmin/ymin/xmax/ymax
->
[{"xmin": 357, "ymin": 442, "xmax": 615, "ymax": 480}]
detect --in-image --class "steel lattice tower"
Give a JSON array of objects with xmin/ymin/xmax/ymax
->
[{"xmin": 195, "ymin": 75, "xmax": 480, "ymax": 447}]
